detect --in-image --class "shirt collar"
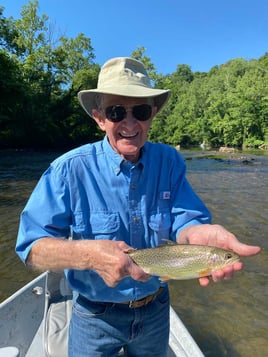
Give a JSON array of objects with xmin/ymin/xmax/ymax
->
[{"xmin": 103, "ymin": 135, "xmax": 145, "ymax": 175}]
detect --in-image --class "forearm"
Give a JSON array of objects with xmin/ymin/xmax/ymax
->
[
  {"xmin": 26, "ymin": 237, "xmax": 150, "ymax": 287},
  {"xmin": 26, "ymin": 237, "xmax": 97, "ymax": 271}
]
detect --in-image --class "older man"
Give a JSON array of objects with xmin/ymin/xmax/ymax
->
[{"xmin": 16, "ymin": 57, "xmax": 260, "ymax": 356}]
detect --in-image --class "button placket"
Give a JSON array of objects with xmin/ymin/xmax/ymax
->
[{"xmin": 128, "ymin": 166, "xmax": 143, "ymax": 248}]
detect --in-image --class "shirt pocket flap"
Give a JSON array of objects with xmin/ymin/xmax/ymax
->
[{"xmin": 90, "ymin": 212, "xmax": 120, "ymax": 234}]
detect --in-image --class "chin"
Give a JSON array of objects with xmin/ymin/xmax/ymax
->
[
  {"xmin": 120, "ymin": 145, "xmax": 139, "ymax": 154},
  {"xmin": 121, "ymin": 150, "xmax": 140, "ymax": 162}
]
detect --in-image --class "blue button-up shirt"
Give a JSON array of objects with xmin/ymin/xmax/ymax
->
[{"xmin": 16, "ymin": 136, "xmax": 211, "ymax": 302}]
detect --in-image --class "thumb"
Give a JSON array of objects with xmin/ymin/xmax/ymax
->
[{"xmin": 229, "ymin": 240, "xmax": 261, "ymax": 257}]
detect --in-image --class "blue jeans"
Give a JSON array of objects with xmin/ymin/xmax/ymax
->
[{"xmin": 68, "ymin": 287, "xmax": 170, "ymax": 357}]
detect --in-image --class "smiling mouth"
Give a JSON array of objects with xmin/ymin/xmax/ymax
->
[{"xmin": 119, "ymin": 132, "xmax": 139, "ymax": 139}]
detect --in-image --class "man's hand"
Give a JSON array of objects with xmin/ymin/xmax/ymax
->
[
  {"xmin": 88, "ymin": 240, "xmax": 151, "ymax": 287},
  {"xmin": 177, "ymin": 224, "xmax": 261, "ymax": 286}
]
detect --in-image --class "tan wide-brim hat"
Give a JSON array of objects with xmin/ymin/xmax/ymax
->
[{"xmin": 78, "ymin": 57, "xmax": 171, "ymax": 117}]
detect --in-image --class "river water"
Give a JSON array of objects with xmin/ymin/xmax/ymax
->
[{"xmin": 0, "ymin": 149, "xmax": 267, "ymax": 357}]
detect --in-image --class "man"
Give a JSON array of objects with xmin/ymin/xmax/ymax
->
[{"xmin": 16, "ymin": 57, "xmax": 260, "ymax": 356}]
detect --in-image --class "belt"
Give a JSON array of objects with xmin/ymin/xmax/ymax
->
[
  {"xmin": 78, "ymin": 287, "xmax": 164, "ymax": 310},
  {"xmin": 121, "ymin": 287, "xmax": 164, "ymax": 308}
]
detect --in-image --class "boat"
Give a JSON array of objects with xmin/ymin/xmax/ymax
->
[{"xmin": 0, "ymin": 271, "xmax": 204, "ymax": 357}]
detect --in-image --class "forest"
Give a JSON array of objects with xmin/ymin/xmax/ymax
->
[{"xmin": 1, "ymin": 0, "xmax": 267, "ymax": 150}]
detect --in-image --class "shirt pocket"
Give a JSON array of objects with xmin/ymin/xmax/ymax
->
[
  {"xmin": 90, "ymin": 212, "xmax": 120, "ymax": 235},
  {"xmin": 148, "ymin": 211, "xmax": 172, "ymax": 246},
  {"xmin": 72, "ymin": 211, "xmax": 120, "ymax": 240}
]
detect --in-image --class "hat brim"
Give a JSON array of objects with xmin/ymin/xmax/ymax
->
[{"xmin": 78, "ymin": 86, "xmax": 171, "ymax": 118}]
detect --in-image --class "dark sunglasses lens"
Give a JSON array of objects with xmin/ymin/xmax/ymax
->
[
  {"xmin": 105, "ymin": 104, "xmax": 152, "ymax": 122},
  {"xmin": 105, "ymin": 106, "xmax": 126, "ymax": 122},
  {"xmin": 133, "ymin": 104, "xmax": 152, "ymax": 121}
]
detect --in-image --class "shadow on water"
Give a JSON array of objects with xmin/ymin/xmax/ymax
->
[{"xmin": 0, "ymin": 149, "xmax": 267, "ymax": 356}]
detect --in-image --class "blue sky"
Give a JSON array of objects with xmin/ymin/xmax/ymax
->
[{"xmin": 1, "ymin": 0, "xmax": 267, "ymax": 74}]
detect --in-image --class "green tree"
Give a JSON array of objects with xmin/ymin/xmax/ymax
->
[
  {"xmin": 0, "ymin": 50, "xmax": 28, "ymax": 147},
  {"xmin": 0, "ymin": 7, "xmax": 20, "ymax": 53},
  {"xmin": 0, "ymin": 0, "xmax": 99, "ymax": 148}
]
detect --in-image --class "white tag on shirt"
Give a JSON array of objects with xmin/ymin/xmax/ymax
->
[{"xmin": 160, "ymin": 191, "xmax": 171, "ymax": 200}]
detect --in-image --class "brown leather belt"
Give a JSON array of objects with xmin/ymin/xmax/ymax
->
[
  {"xmin": 121, "ymin": 287, "xmax": 164, "ymax": 308},
  {"xmin": 77, "ymin": 287, "xmax": 164, "ymax": 310}
]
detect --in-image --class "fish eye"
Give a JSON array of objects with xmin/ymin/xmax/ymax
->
[{"xmin": 224, "ymin": 253, "xmax": 233, "ymax": 260}]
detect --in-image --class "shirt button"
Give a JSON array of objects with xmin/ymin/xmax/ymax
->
[
  {"xmin": 133, "ymin": 217, "xmax": 139, "ymax": 223},
  {"xmin": 130, "ymin": 184, "xmax": 136, "ymax": 190}
]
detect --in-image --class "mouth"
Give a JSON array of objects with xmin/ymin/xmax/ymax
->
[{"xmin": 119, "ymin": 132, "xmax": 139, "ymax": 139}]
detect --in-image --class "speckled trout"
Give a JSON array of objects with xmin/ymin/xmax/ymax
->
[{"xmin": 127, "ymin": 242, "xmax": 240, "ymax": 281}]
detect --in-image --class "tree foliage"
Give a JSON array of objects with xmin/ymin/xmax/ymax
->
[
  {"xmin": 0, "ymin": 1, "xmax": 267, "ymax": 149},
  {"xmin": 0, "ymin": 1, "xmax": 99, "ymax": 148},
  {"xmin": 149, "ymin": 56, "xmax": 268, "ymax": 148}
]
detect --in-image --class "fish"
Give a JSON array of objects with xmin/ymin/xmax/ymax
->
[{"xmin": 127, "ymin": 241, "xmax": 240, "ymax": 281}]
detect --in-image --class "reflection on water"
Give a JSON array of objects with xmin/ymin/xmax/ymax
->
[
  {"xmin": 0, "ymin": 149, "xmax": 267, "ymax": 357},
  {"xmin": 0, "ymin": 151, "xmax": 61, "ymax": 300}
]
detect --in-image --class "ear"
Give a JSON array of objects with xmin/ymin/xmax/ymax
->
[{"xmin": 91, "ymin": 109, "xmax": 106, "ymax": 132}]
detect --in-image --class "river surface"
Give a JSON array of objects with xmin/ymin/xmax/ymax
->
[{"xmin": 0, "ymin": 149, "xmax": 267, "ymax": 357}]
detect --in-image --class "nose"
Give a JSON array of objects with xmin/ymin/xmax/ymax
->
[{"xmin": 124, "ymin": 109, "xmax": 137, "ymax": 125}]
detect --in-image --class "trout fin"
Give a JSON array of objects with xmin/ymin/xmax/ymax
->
[
  {"xmin": 159, "ymin": 276, "xmax": 172, "ymax": 282},
  {"xmin": 198, "ymin": 269, "xmax": 211, "ymax": 277},
  {"xmin": 126, "ymin": 248, "xmax": 137, "ymax": 254},
  {"xmin": 160, "ymin": 239, "xmax": 178, "ymax": 246}
]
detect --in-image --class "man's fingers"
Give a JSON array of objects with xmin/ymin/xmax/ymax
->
[
  {"xmin": 129, "ymin": 262, "xmax": 151, "ymax": 282},
  {"xmin": 230, "ymin": 242, "xmax": 261, "ymax": 257},
  {"xmin": 199, "ymin": 277, "xmax": 210, "ymax": 287}
]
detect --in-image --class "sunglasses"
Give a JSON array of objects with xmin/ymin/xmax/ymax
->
[{"xmin": 105, "ymin": 104, "xmax": 152, "ymax": 122}]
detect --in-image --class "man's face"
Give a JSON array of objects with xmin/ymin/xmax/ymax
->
[{"xmin": 92, "ymin": 95, "xmax": 157, "ymax": 162}]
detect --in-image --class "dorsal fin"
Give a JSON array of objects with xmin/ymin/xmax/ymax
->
[{"xmin": 160, "ymin": 239, "xmax": 178, "ymax": 246}]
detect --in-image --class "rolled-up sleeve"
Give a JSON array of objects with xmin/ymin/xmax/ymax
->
[{"xmin": 16, "ymin": 166, "xmax": 71, "ymax": 263}]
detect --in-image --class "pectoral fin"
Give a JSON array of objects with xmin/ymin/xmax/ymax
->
[
  {"xmin": 198, "ymin": 269, "xmax": 211, "ymax": 277},
  {"xmin": 159, "ymin": 276, "xmax": 172, "ymax": 282}
]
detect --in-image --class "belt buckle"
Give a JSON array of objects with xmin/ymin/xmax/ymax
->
[
  {"xmin": 128, "ymin": 299, "xmax": 144, "ymax": 308},
  {"xmin": 128, "ymin": 296, "xmax": 148, "ymax": 308},
  {"xmin": 128, "ymin": 301, "xmax": 135, "ymax": 308}
]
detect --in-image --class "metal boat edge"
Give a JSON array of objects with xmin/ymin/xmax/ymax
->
[{"xmin": 0, "ymin": 271, "xmax": 204, "ymax": 357}]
